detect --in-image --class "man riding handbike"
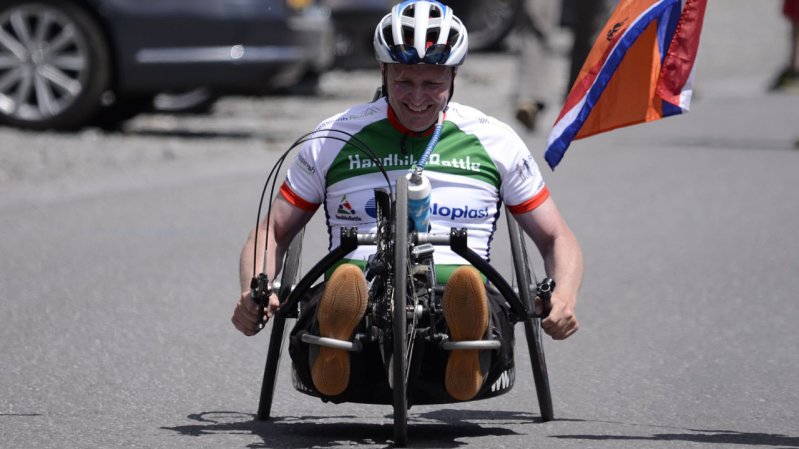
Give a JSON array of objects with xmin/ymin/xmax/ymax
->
[{"xmin": 232, "ymin": 0, "xmax": 583, "ymax": 417}]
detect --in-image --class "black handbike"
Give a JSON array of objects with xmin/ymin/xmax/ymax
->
[{"xmin": 253, "ymin": 175, "xmax": 554, "ymax": 447}]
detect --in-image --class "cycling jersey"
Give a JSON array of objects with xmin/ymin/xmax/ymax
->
[{"xmin": 281, "ymin": 98, "xmax": 549, "ymax": 281}]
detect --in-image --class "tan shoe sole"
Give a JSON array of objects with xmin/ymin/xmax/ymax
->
[
  {"xmin": 311, "ymin": 264, "xmax": 367, "ymax": 396},
  {"xmin": 443, "ymin": 266, "xmax": 488, "ymax": 401}
]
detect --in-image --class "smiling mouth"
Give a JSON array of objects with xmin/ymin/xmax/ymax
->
[{"xmin": 406, "ymin": 104, "xmax": 430, "ymax": 113}]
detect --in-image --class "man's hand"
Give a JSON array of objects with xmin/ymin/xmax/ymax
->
[
  {"xmin": 537, "ymin": 294, "xmax": 579, "ymax": 340},
  {"xmin": 231, "ymin": 290, "xmax": 279, "ymax": 336}
]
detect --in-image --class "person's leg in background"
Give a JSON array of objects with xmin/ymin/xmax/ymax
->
[
  {"xmin": 772, "ymin": 0, "xmax": 799, "ymax": 92},
  {"xmin": 513, "ymin": 0, "xmax": 558, "ymax": 132},
  {"xmin": 565, "ymin": 0, "xmax": 617, "ymax": 92}
]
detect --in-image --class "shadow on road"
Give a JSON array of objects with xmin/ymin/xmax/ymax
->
[
  {"xmin": 122, "ymin": 128, "xmax": 260, "ymax": 140},
  {"xmin": 161, "ymin": 409, "xmax": 538, "ymax": 448},
  {"xmin": 551, "ymin": 419, "xmax": 799, "ymax": 448}
]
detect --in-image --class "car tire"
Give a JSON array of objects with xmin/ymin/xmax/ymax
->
[
  {"xmin": 91, "ymin": 96, "xmax": 154, "ymax": 132},
  {"xmin": 0, "ymin": 0, "xmax": 111, "ymax": 130},
  {"xmin": 445, "ymin": 0, "xmax": 523, "ymax": 51}
]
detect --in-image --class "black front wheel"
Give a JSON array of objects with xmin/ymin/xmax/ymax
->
[
  {"xmin": 507, "ymin": 214, "xmax": 553, "ymax": 421},
  {"xmin": 392, "ymin": 175, "xmax": 409, "ymax": 447},
  {"xmin": 257, "ymin": 229, "xmax": 304, "ymax": 420}
]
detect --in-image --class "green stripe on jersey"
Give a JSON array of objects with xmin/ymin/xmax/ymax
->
[
  {"xmin": 327, "ymin": 259, "xmax": 484, "ymax": 285},
  {"xmin": 326, "ymin": 121, "xmax": 500, "ymax": 188}
]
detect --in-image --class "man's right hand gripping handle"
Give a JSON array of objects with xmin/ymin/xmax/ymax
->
[
  {"xmin": 231, "ymin": 274, "xmax": 274, "ymax": 336},
  {"xmin": 536, "ymin": 277, "xmax": 555, "ymax": 319}
]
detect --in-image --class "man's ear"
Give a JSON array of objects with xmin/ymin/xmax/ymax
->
[{"xmin": 381, "ymin": 64, "xmax": 389, "ymax": 101}]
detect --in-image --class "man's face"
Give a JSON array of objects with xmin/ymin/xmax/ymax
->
[{"xmin": 384, "ymin": 64, "xmax": 453, "ymax": 132}]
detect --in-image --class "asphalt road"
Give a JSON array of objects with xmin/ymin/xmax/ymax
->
[{"xmin": 2, "ymin": 1, "xmax": 798, "ymax": 448}]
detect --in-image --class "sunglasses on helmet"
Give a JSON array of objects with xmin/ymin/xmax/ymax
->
[{"xmin": 390, "ymin": 43, "xmax": 451, "ymax": 65}]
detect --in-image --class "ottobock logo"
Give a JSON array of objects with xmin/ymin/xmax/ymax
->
[
  {"xmin": 430, "ymin": 203, "xmax": 490, "ymax": 220},
  {"xmin": 490, "ymin": 367, "xmax": 515, "ymax": 393},
  {"xmin": 335, "ymin": 195, "xmax": 361, "ymax": 221}
]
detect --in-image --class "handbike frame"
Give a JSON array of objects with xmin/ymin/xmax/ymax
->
[{"xmin": 255, "ymin": 176, "xmax": 553, "ymax": 446}]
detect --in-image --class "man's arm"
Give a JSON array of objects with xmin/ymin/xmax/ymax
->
[
  {"xmin": 232, "ymin": 195, "xmax": 315, "ymax": 336},
  {"xmin": 513, "ymin": 197, "xmax": 584, "ymax": 340}
]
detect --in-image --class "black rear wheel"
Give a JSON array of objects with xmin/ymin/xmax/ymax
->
[
  {"xmin": 507, "ymin": 214, "xmax": 553, "ymax": 421},
  {"xmin": 392, "ymin": 176, "xmax": 409, "ymax": 447},
  {"xmin": 257, "ymin": 229, "xmax": 304, "ymax": 420}
]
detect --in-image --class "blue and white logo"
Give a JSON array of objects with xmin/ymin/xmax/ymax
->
[
  {"xmin": 430, "ymin": 203, "xmax": 490, "ymax": 220},
  {"xmin": 365, "ymin": 197, "xmax": 378, "ymax": 218}
]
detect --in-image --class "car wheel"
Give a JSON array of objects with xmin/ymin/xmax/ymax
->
[
  {"xmin": 448, "ymin": 0, "xmax": 523, "ymax": 51},
  {"xmin": 0, "ymin": 0, "xmax": 111, "ymax": 130}
]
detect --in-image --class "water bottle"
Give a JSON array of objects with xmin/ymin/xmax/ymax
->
[{"xmin": 406, "ymin": 170, "xmax": 431, "ymax": 232}]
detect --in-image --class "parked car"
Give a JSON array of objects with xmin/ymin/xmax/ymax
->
[
  {"xmin": 325, "ymin": 0, "xmax": 521, "ymax": 70},
  {"xmin": 0, "ymin": 0, "xmax": 334, "ymax": 130}
]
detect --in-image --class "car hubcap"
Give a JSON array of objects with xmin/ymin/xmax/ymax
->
[{"xmin": 0, "ymin": 4, "xmax": 89, "ymax": 122}]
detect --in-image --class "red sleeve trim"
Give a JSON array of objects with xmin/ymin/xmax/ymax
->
[
  {"xmin": 507, "ymin": 186, "xmax": 550, "ymax": 215},
  {"xmin": 279, "ymin": 182, "xmax": 320, "ymax": 211}
]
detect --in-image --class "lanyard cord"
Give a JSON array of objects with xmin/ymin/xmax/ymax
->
[{"xmin": 410, "ymin": 110, "xmax": 444, "ymax": 181}]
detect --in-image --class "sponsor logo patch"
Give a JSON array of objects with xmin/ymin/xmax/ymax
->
[
  {"xmin": 347, "ymin": 153, "xmax": 482, "ymax": 173},
  {"xmin": 515, "ymin": 157, "xmax": 534, "ymax": 182},
  {"xmin": 297, "ymin": 154, "xmax": 316, "ymax": 175},
  {"xmin": 490, "ymin": 367, "xmax": 515, "ymax": 392},
  {"xmin": 335, "ymin": 195, "xmax": 361, "ymax": 221},
  {"xmin": 430, "ymin": 203, "xmax": 490, "ymax": 220},
  {"xmin": 365, "ymin": 196, "xmax": 378, "ymax": 219}
]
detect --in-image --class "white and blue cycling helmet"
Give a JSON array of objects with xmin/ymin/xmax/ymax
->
[{"xmin": 373, "ymin": 0, "xmax": 469, "ymax": 66}]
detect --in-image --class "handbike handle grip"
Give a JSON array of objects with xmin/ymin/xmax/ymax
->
[
  {"xmin": 536, "ymin": 278, "xmax": 555, "ymax": 319},
  {"xmin": 251, "ymin": 273, "xmax": 271, "ymax": 330}
]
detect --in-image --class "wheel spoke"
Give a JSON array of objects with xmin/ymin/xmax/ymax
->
[
  {"xmin": 34, "ymin": 72, "xmax": 57, "ymax": 116},
  {"xmin": 0, "ymin": 67, "xmax": 24, "ymax": 115},
  {"xmin": 47, "ymin": 24, "xmax": 77, "ymax": 54},
  {"xmin": 14, "ymin": 69, "xmax": 33, "ymax": 109},
  {"xmin": 0, "ymin": 28, "xmax": 27, "ymax": 60},
  {"xmin": 0, "ymin": 65, "xmax": 23, "ymax": 91},
  {"xmin": 9, "ymin": 10, "xmax": 33, "ymax": 47},
  {"xmin": 0, "ymin": 66, "xmax": 23, "ymax": 95},
  {"xmin": 39, "ymin": 64, "xmax": 80, "ymax": 95},
  {"xmin": 32, "ymin": 11, "xmax": 55, "ymax": 47},
  {"xmin": 0, "ymin": 52, "xmax": 21, "ymax": 69},
  {"xmin": 51, "ymin": 54, "xmax": 86, "ymax": 72}
]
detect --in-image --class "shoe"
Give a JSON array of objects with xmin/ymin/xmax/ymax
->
[
  {"xmin": 310, "ymin": 264, "xmax": 368, "ymax": 396},
  {"xmin": 770, "ymin": 68, "xmax": 799, "ymax": 93},
  {"xmin": 443, "ymin": 266, "xmax": 489, "ymax": 401},
  {"xmin": 514, "ymin": 101, "xmax": 545, "ymax": 132}
]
